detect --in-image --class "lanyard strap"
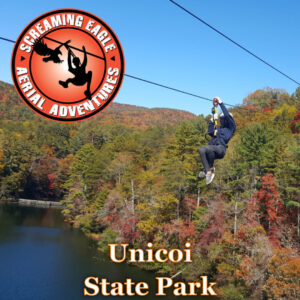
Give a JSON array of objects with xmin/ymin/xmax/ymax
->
[{"xmin": 213, "ymin": 98, "xmax": 218, "ymax": 136}]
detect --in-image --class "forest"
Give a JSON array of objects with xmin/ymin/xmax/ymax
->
[{"xmin": 0, "ymin": 80, "xmax": 299, "ymax": 299}]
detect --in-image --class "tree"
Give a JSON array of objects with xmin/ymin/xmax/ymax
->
[
  {"xmin": 62, "ymin": 144, "xmax": 109, "ymax": 222},
  {"xmin": 0, "ymin": 131, "xmax": 40, "ymax": 199},
  {"xmin": 108, "ymin": 152, "xmax": 133, "ymax": 184},
  {"xmin": 161, "ymin": 121, "xmax": 203, "ymax": 216},
  {"xmin": 243, "ymin": 88, "xmax": 291, "ymax": 111},
  {"xmin": 236, "ymin": 122, "xmax": 278, "ymax": 176},
  {"xmin": 264, "ymin": 248, "xmax": 300, "ymax": 299},
  {"xmin": 250, "ymin": 174, "xmax": 283, "ymax": 247},
  {"xmin": 213, "ymin": 225, "xmax": 272, "ymax": 300},
  {"xmin": 136, "ymin": 193, "xmax": 177, "ymax": 238},
  {"xmin": 197, "ymin": 194, "xmax": 225, "ymax": 249}
]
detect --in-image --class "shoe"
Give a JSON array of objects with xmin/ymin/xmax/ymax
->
[
  {"xmin": 59, "ymin": 80, "xmax": 68, "ymax": 88},
  {"xmin": 84, "ymin": 90, "xmax": 92, "ymax": 100},
  {"xmin": 206, "ymin": 172, "xmax": 215, "ymax": 185},
  {"xmin": 198, "ymin": 171, "xmax": 206, "ymax": 179}
]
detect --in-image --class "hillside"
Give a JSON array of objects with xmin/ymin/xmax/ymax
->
[
  {"xmin": 0, "ymin": 79, "xmax": 299, "ymax": 299},
  {"xmin": 0, "ymin": 80, "xmax": 197, "ymax": 128}
]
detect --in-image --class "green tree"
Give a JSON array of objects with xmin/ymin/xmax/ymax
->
[
  {"xmin": 161, "ymin": 121, "xmax": 204, "ymax": 216},
  {"xmin": 62, "ymin": 144, "xmax": 110, "ymax": 220},
  {"xmin": 0, "ymin": 132, "xmax": 40, "ymax": 198}
]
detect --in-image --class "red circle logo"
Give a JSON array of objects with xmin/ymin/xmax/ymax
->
[{"xmin": 11, "ymin": 9, "xmax": 125, "ymax": 122}]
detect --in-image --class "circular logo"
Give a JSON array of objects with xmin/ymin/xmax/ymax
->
[{"xmin": 11, "ymin": 9, "xmax": 125, "ymax": 122}]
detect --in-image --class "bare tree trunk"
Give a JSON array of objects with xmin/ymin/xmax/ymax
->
[
  {"xmin": 197, "ymin": 187, "xmax": 200, "ymax": 207},
  {"xmin": 297, "ymin": 206, "xmax": 300, "ymax": 236},
  {"xmin": 131, "ymin": 179, "xmax": 135, "ymax": 215},
  {"xmin": 91, "ymin": 132, "xmax": 94, "ymax": 144},
  {"xmin": 123, "ymin": 197, "xmax": 128, "ymax": 209},
  {"xmin": 233, "ymin": 201, "xmax": 238, "ymax": 258},
  {"xmin": 176, "ymin": 187, "xmax": 182, "ymax": 219},
  {"xmin": 234, "ymin": 201, "xmax": 238, "ymax": 236},
  {"xmin": 82, "ymin": 184, "xmax": 87, "ymax": 205}
]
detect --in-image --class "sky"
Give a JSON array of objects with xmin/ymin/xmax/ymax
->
[{"xmin": 0, "ymin": 0, "xmax": 299, "ymax": 116}]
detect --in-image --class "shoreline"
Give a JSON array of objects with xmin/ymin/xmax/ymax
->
[{"xmin": 0, "ymin": 198, "xmax": 63, "ymax": 209}]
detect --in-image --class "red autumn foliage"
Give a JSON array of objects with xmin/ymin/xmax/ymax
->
[
  {"xmin": 96, "ymin": 103, "xmax": 197, "ymax": 129},
  {"xmin": 263, "ymin": 107, "xmax": 273, "ymax": 113},
  {"xmin": 155, "ymin": 177, "xmax": 163, "ymax": 183},
  {"xmin": 246, "ymin": 192, "xmax": 260, "ymax": 226},
  {"xmin": 237, "ymin": 230, "xmax": 246, "ymax": 240},
  {"xmin": 291, "ymin": 111, "xmax": 300, "ymax": 133},
  {"xmin": 47, "ymin": 173, "xmax": 55, "ymax": 195},
  {"xmin": 120, "ymin": 217, "xmax": 140, "ymax": 243},
  {"xmin": 243, "ymin": 105, "xmax": 257, "ymax": 111},
  {"xmin": 249, "ymin": 174, "xmax": 283, "ymax": 247},
  {"xmin": 197, "ymin": 195, "xmax": 225, "ymax": 249},
  {"xmin": 180, "ymin": 194, "xmax": 197, "ymax": 220},
  {"xmin": 162, "ymin": 219, "xmax": 197, "ymax": 246},
  {"xmin": 178, "ymin": 221, "xmax": 197, "ymax": 240}
]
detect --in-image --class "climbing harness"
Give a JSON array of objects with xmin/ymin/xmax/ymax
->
[{"xmin": 204, "ymin": 99, "xmax": 218, "ymax": 142}]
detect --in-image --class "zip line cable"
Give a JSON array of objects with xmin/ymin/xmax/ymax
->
[
  {"xmin": 124, "ymin": 74, "xmax": 263, "ymax": 113},
  {"xmin": 169, "ymin": 0, "xmax": 300, "ymax": 86},
  {"xmin": 43, "ymin": 36, "xmax": 105, "ymax": 60},
  {"xmin": 124, "ymin": 74, "xmax": 213, "ymax": 103},
  {"xmin": 1, "ymin": 35, "xmax": 267, "ymax": 114},
  {"xmin": 0, "ymin": 36, "xmax": 15, "ymax": 43}
]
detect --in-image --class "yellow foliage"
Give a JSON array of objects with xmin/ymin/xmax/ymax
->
[
  {"xmin": 70, "ymin": 129, "xmax": 77, "ymax": 138},
  {"xmin": 217, "ymin": 262, "xmax": 236, "ymax": 277},
  {"xmin": 136, "ymin": 193, "xmax": 177, "ymax": 236},
  {"xmin": 14, "ymin": 132, "xmax": 22, "ymax": 138},
  {"xmin": 273, "ymin": 104, "xmax": 297, "ymax": 118}
]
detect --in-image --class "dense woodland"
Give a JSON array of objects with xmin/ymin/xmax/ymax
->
[{"xmin": 0, "ymin": 80, "xmax": 299, "ymax": 299}]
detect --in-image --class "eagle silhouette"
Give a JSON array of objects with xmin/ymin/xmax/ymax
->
[{"xmin": 33, "ymin": 39, "xmax": 71, "ymax": 63}]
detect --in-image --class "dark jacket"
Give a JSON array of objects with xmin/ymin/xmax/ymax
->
[{"xmin": 208, "ymin": 103, "xmax": 236, "ymax": 148}]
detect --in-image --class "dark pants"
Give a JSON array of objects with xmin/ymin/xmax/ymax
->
[{"xmin": 198, "ymin": 145, "xmax": 226, "ymax": 173}]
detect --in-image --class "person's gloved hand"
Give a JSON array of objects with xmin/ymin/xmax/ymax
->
[{"xmin": 213, "ymin": 97, "xmax": 223, "ymax": 104}]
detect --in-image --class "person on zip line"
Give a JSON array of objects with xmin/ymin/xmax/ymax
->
[
  {"xmin": 59, "ymin": 45, "xmax": 93, "ymax": 100},
  {"xmin": 34, "ymin": 39, "xmax": 71, "ymax": 64},
  {"xmin": 198, "ymin": 97, "xmax": 236, "ymax": 185}
]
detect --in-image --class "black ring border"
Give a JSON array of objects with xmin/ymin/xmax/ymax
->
[{"xmin": 11, "ymin": 8, "xmax": 125, "ymax": 122}]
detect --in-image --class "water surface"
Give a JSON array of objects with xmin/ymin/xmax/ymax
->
[{"xmin": 0, "ymin": 204, "xmax": 214, "ymax": 299}]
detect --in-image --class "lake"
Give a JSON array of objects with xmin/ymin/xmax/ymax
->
[{"xmin": 0, "ymin": 203, "xmax": 214, "ymax": 299}]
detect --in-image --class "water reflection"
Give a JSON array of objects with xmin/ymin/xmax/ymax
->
[{"xmin": 0, "ymin": 204, "xmax": 214, "ymax": 300}]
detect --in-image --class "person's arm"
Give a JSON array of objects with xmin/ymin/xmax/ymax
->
[
  {"xmin": 207, "ymin": 119, "xmax": 215, "ymax": 137},
  {"xmin": 56, "ymin": 44, "xmax": 63, "ymax": 51},
  {"xmin": 220, "ymin": 102, "xmax": 236, "ymax": 130},
  {"xmin": 68, "ymin": 50, "xmax": 73, "ymax": 71},
  {"xmin": 215, "ymin": 97, "xmax": 236, "ymax": 131},
  {"xmin": 82, "ymin": 46, "xmax": 87, "ymax": 68}
]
